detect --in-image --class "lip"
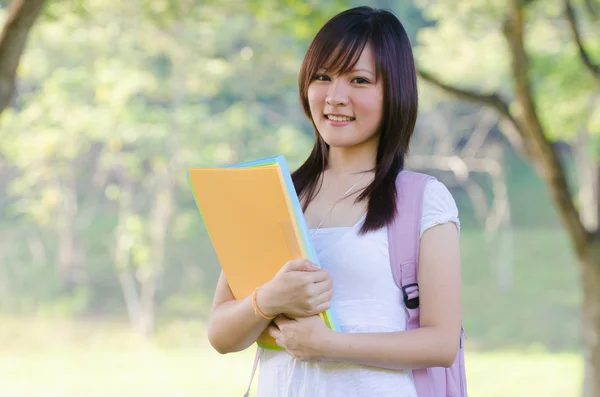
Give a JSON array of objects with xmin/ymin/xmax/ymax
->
[
  {"xmin": 324, "ymin": 113, "xmax": 355, "ymax": 127},
  {"xmin": 325, "ymin": 113, "xmax": 354, "ymax": 119}
]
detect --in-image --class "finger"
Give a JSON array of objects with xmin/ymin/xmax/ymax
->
[
  {"xmin": 268, "ymin": 324, "xmax": 281, "ymax": 339},
  {"xmin": 313, "ymin": 286, "xmax": 333, "ymax": 306},
  {"xmin": 304, "ymin": 292, "xmax": 332, "ymax": 316},
  {"xmin": 309, "ymin": 277, "xmax": 333, "ymax": 296},
  {"xmin": 306, "ymin": 269, "xmax": 330, "ymax": 283},
  {"xmin": 268, "ymin": 326, "xmax": 286, "ymax": 348},
  {"xmin": 273, "ymin": 315, "xmax": 293, "ymax": 327},
  {"xmin": 312, "ymin": 299, "xmax": 332, "ymax": 314},
  {"xmin": 285, "ymin": 259, "xmax": 318, "ymax": 272}
]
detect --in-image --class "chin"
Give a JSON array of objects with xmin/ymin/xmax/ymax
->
[
  {"xmin": 318, "ymin": 130, "xmax": 354, "ymax": 147},
  {"xmin": 317, "ymin": 122, "xmax": 379, "ymax": 149},
  {"xmin": 321, "ymin": 132, "xmax": 374, "ymax": 149},
  {"xmin": 321, "ymin": 136, "xmax": 360, "ymax": 148}
]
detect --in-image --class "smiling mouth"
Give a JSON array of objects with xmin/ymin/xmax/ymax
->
[{"xmin": 325, "ymin": 114, "xmax": 355, "ymax": 122}]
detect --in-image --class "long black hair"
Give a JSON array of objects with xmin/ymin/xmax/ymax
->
[{"xmin": 292, "ymin": 6, "xmax": 418, "ymax": 233}]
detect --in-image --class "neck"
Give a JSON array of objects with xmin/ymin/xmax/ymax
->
[{"xmin": 325, "ymin": 140, "xmax": 378, "ymax": 176}]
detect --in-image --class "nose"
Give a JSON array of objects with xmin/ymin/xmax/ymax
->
[{"xmin": 326, "ymin": 79, "xmax": 349, "ymax": 107}]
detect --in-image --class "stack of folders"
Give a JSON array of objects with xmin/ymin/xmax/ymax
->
[{"xmin": 187, "ymin": 155, "xmax": 341, "ymax": 350}]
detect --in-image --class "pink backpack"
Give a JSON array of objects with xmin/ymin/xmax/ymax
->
[{"xmin": 389, "ymin": 171, "xmax": 468, "ymax": 397}]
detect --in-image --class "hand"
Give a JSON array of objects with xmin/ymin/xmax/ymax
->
[
  {"xmin": 268, "ymin": 315, "xmax": 332, "ymax": 361},
  {"xmin": 260, "ymin": 259, "xmax": 333, "ymax": 318}
]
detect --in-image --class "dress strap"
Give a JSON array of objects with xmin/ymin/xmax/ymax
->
[{"xmin": 243, "ymin": 346, "xmax": 263, "ymax": 397}]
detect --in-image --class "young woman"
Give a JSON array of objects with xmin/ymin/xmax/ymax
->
[{"xmin": 207, "ymin": 6, "xmax": 462, "ymax": 397}]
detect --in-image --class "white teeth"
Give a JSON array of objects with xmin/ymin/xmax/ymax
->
[{"xmin": 327, "ymin": 115, "xmax": 354, "ymax": 122}]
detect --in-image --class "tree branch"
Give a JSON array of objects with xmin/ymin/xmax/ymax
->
[
  {"xmin": 565, "ymin": 0, "xmax": 600, "ymax": 82},
  {"xmin": 417, "ymin": 68, "xmax": 526, "ymax": 155},
  {"xmin": 504, "ymin": 1, "xmax": 589, "ymax": 255},
  {"xmin": 461, "ymin": 109, "xmax": 498, "ymax": 158},
  {"xmin": 583, "ymin": 0, "xmax": 599, "ymax": 19},
  {"xmin": 0, "ymin": 0, "xmax": 47, "ymax": 116},
  {"xmin": 417, "ymin": 70, "xmax": 511, "ymax": 121}
]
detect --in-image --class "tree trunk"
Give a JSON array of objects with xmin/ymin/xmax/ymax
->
[
  {"xmin": 0, "ymin": 231, "xmax": 13, "ymax": 309},
  {"xmin": 0, "ymin": 0, "xmax": 47, "ymax": 115},
  {"xmin": 113, "ymin": 168, "xmax": 144, "ymax": 334},
  {"xmin": 505, "ymin": 5, "xmax": 597, "ymax": 394},
  {"xmin": 581, "ymin": 244, "xmax": 600, "ymax": 397},
  {"xmin": 138, "ymin": 181, "xmax": 174, "ymax": 336},
  {"xmin": 134, "ymin": 24, "xmax": 180, "ymax": 335},
  {"xmin": 56, "ymin": 175, "xmax": 82, "ymax": 288},
  {"xmin": 416, "ymin": 1, "xmax": 600, "ymax": 394}
]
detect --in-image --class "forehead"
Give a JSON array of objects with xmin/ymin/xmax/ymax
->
[
  {"xmin": 321, "ymin": 42, "xmax": 377, "ymax": 75},
  {"xmin": 352, "ymin": 45, "xmax": 374, "ymax": 70}
]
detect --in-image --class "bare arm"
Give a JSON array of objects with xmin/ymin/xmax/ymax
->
[
  {"xmin": 208, "ymin": 259, "xmax": 333, "ymax": 354},
  {"xmin": 270, "ymin": 222, "xmax": 462, "ymax": 369},
  {"xmin": 320, "ymin": 222, "xmax": 462, "ymax": 369},
  {"xmin": 207, "ymin": 271, "xmax": 277, "ymax": 354}
]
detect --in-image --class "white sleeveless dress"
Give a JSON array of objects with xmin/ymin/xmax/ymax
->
[{"xmin": 256, "ymin": 179, "xmax": 460, "ymax": 397}]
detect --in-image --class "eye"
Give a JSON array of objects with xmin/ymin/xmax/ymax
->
[
  {"xmin": 351, "ymin": 77, "xmax": 370, "ymax": 84},
  {"xmin": 314, "ymin": 74, "xmax": 331, "ymax": 81}
]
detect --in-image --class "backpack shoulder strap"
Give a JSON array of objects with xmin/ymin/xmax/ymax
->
[
  {"xmin": 389, "ymin": 171, "xmax": 468, "ymax": 397},
  {"xmin": 387, "ymin": 171, "xmax": 434, "ymax": 330}
]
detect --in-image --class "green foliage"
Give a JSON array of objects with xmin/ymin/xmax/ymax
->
[
  {"xmin": 0, "ymin": 0, "xmax": 334, "ymax": 320},
  {"xmin": 0, "ymin": 0, "xmax": 584, "ymax": 354},
  {"xmin": 415, "ymin": 0, "xmax": 599, "ymax": 142},
  {"xmin": 249, "ymin": 0, "xmax": 348, "ymax": 41},
  {"xmin": 415, "ymin": 1, "xmax": 511, "ymax": 94}
]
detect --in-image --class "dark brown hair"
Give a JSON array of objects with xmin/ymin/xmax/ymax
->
[{"xmin": 292, "ymin": 6, "xmax": 418, "ymax": 233}]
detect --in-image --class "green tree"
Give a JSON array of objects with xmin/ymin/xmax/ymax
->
[
  {"xmin": 0, "ymin": 0, "xmax": 327, "ymax": 330},
  {"xmin": 415, "ymin": 0, "xmax": 599, "ymax": 395}
]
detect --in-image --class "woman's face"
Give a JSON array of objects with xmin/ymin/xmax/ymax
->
[{"xmin": 307, "ymin": 44, "xmax": 384, "ymax": 150}]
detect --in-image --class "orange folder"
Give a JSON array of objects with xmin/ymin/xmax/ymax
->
[{"xmin": 188, "ymin": 155, "xmax": 340, "ymax": 350}]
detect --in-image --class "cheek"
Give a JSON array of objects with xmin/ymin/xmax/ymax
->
[
  {"xmin": 307, "ymin": 86, "xmax": 324, "ymax": 115},
  {"xmin": 360, "ymin": 96, "xmax": 384, "ymax": 123}
]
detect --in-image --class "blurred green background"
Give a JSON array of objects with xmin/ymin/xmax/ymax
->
[{"xmin": 1, "ymin": 0, "xmax": 597, "ymax": 396}]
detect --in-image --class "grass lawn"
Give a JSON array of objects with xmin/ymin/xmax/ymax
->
[{"xmin": 0, "ymin": 318, "xmax": 583, "ymax": 397}]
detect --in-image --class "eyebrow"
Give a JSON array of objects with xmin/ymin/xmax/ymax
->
[
  {"xmin": 350, "ymin": 68, "xmax": 375, "ymax": 76},
  {"xmin": 318, "ymin": 68, "xmax": 375, "ymax": 76}
]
